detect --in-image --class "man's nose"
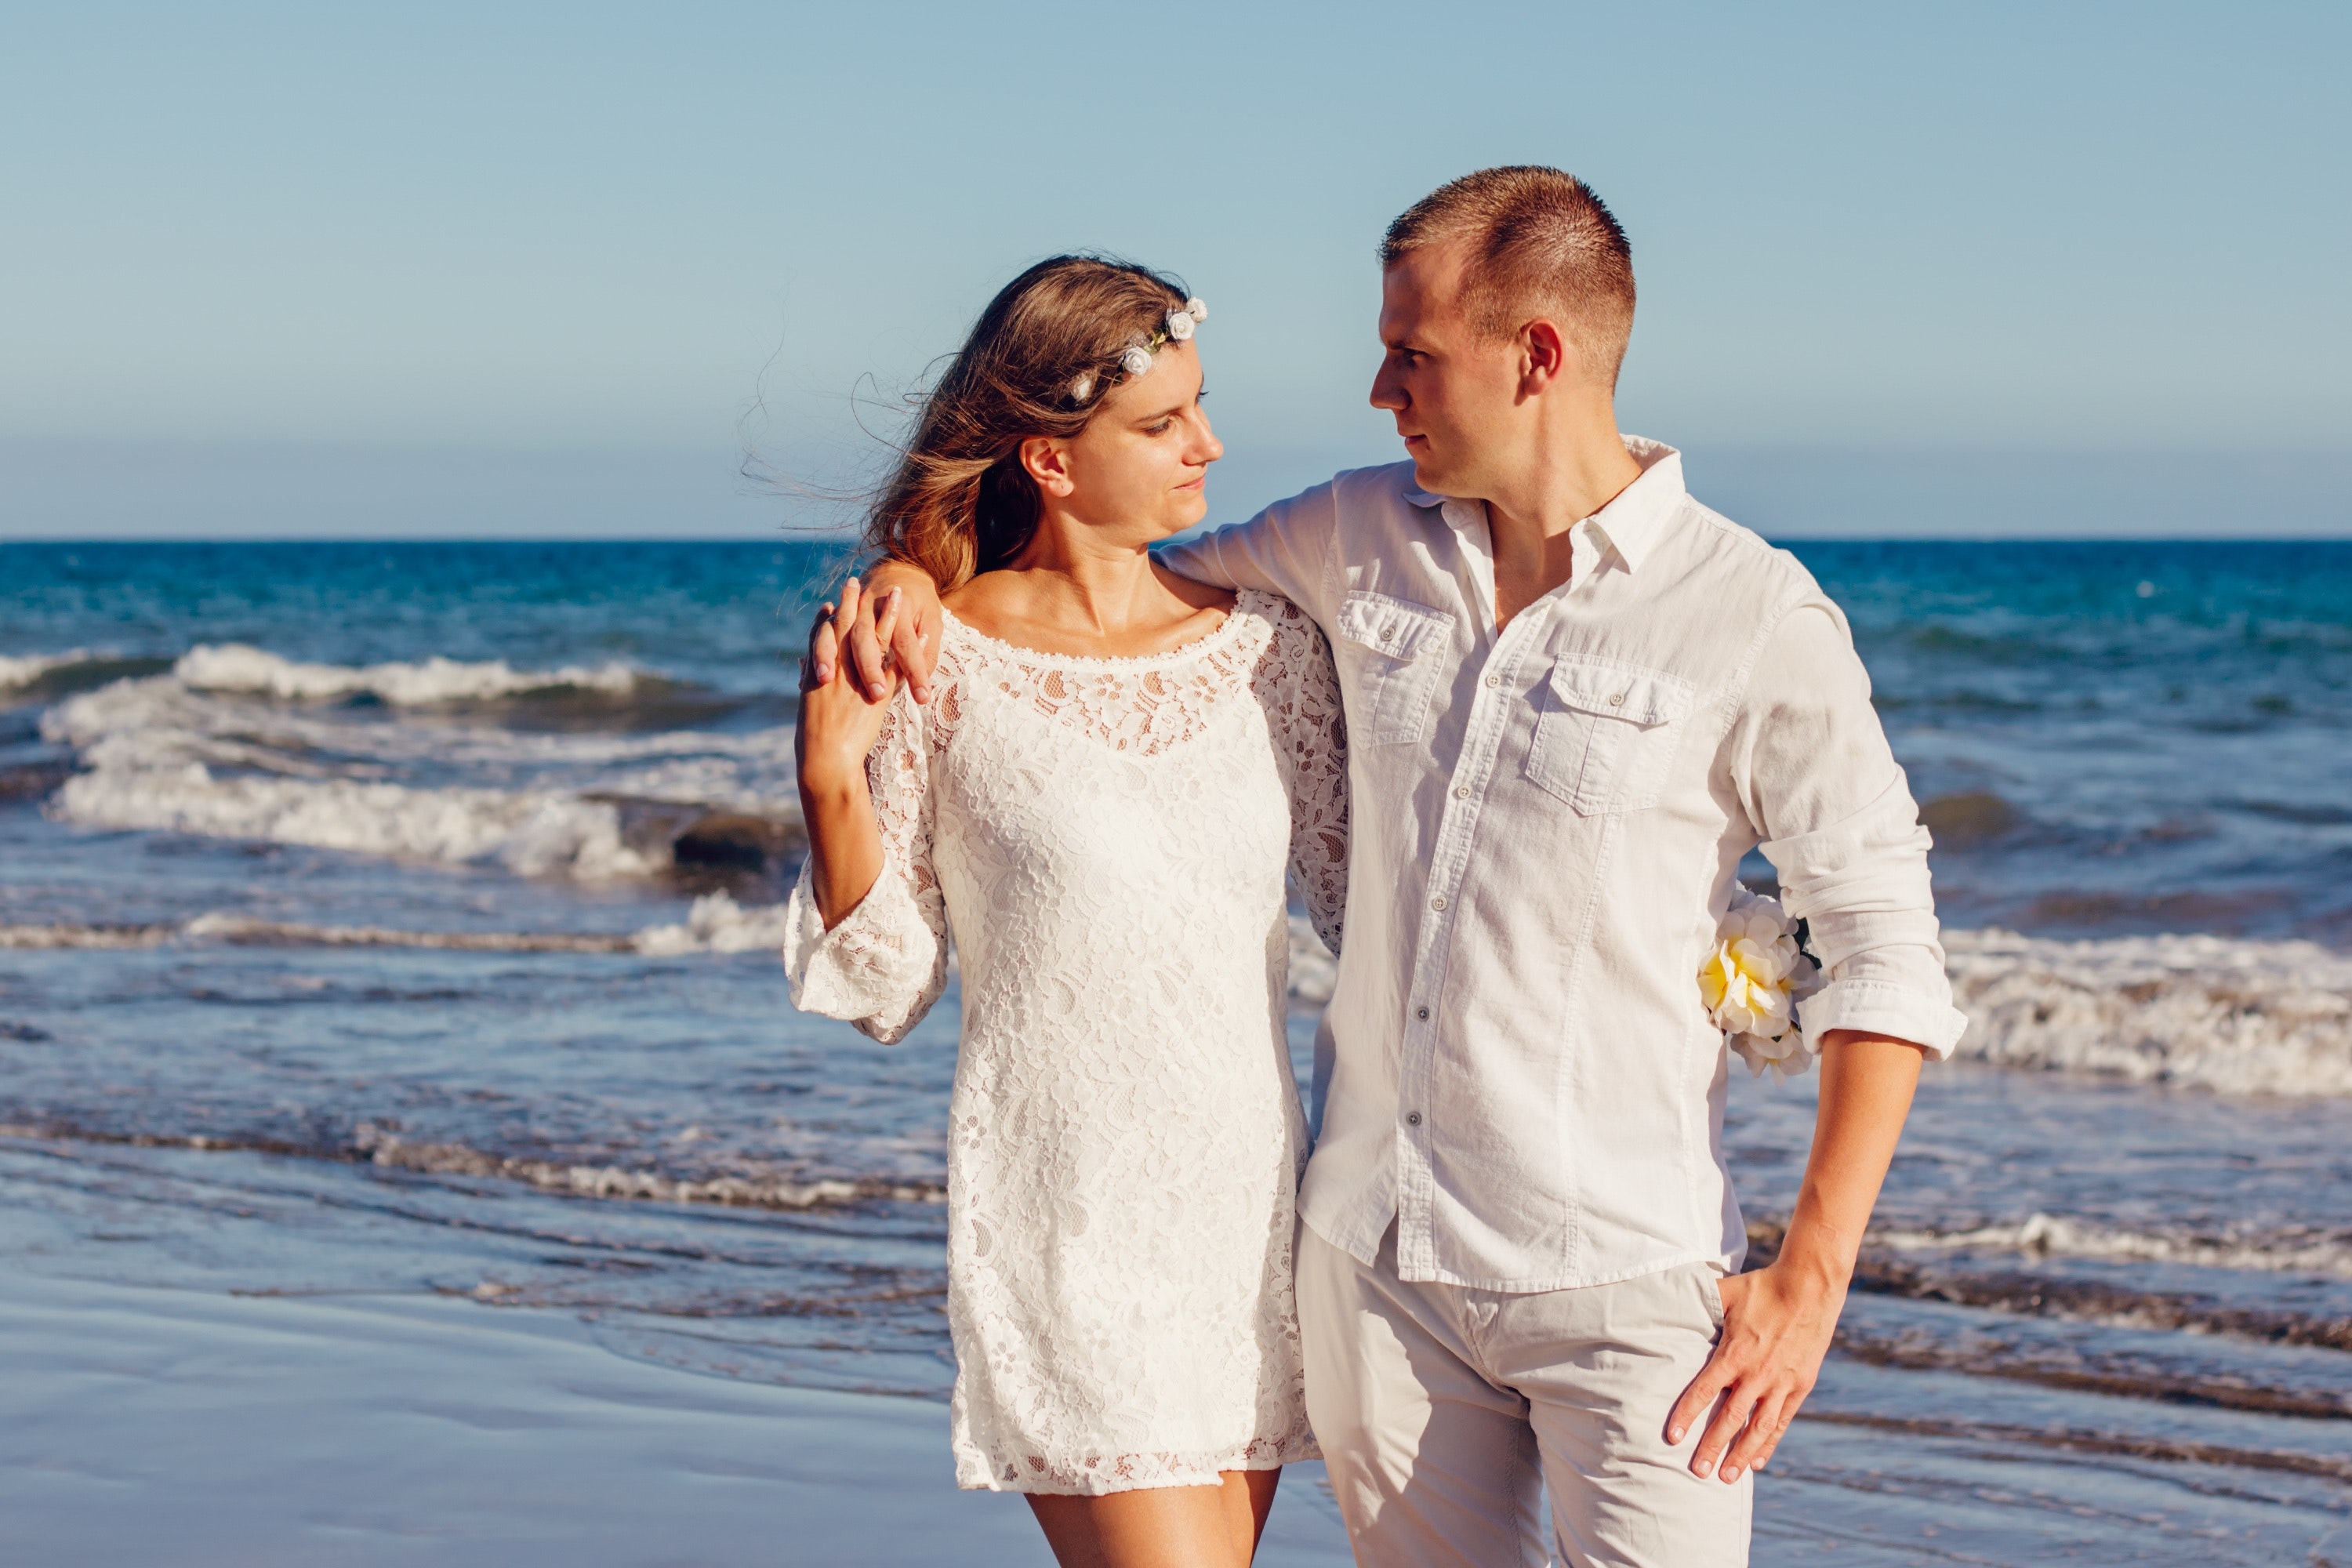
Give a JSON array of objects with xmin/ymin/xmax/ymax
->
[{"xmin": 1369, "ymin": 366, "xmax": 1405, "ymax": 411}]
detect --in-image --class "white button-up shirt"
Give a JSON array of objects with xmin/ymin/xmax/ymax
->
[{"xmin": 1163, "ymin": 439, "xmax": 1966, "ymax": 1291}]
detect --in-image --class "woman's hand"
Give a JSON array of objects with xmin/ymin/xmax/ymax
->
[{"xmin": 796, "ymin": 580, "xmax": 901, "ymax": 927}]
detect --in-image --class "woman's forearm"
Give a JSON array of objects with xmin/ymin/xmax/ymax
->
[{"xmin": 800, "ymin": 771, "xmax": 887, "ymax": 931}]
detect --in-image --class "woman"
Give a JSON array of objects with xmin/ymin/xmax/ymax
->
[{"xmin": 786, "ymin": 256, "xmax": 1348, "ymax": 1568}]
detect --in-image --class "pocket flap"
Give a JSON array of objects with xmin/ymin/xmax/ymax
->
[
  {"xmin": 1335, "ymin": 592, "xmax": 1453, "ymax": 660},
  {"xmin": 1545, "ymin": 656, "xmax": 1694, "ymax": 727}
]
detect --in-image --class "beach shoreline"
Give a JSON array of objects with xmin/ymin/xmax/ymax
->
[{"xmin": 0, "ymin": 1267, "xmax": 1354, "ymax": 1566}]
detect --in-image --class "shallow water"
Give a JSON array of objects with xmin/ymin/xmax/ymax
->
[{"xmin": 3, "ymin": 537, "xmax": 2350, "ymax": 1562}]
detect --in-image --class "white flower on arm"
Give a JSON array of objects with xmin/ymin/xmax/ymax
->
[{"xmin": 1699, "ymin": 889, "xmax": 1824, "ymax": 1083}]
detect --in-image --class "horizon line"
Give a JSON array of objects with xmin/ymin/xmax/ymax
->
[{"xmin": 9, "ymin": 533, "xmax": 2352, "ymax": 546}]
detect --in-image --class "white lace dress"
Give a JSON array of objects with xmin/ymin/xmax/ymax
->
[{"xmin": 783, "ymin": 589, "xmax": 1348, "ymax": 1495}]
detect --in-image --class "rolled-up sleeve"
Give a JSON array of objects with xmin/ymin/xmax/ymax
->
[{"xmin": 1728, "ymin": 604, "xmax": 1967, "ymax": 1058}]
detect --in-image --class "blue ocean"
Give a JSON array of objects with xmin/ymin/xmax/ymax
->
[{"xmin": 4, "ymin": 535, "xmax": 2350, "ymax": 1563}]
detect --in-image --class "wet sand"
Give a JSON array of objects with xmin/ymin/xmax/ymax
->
[{"xmin": 0, "ymin": 1269, "xmax": 1354, "ymax": 1566}]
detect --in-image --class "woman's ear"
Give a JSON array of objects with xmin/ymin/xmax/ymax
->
[{"xmin": 1018, "ymin": 435, "xmax": 1075, "ymax": 498}]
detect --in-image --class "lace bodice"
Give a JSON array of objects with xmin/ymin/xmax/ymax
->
[
  {"xmin": 793, "ymin": 590, "xmax": 1348, "ymax": 1046},
  {"xmin": 782, "ymin": 589, "xmax": 1348, "ymax": 1494}
]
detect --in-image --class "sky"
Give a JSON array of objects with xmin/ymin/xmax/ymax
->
[{"xmin": 2, "ymin": 1, "xmax": 2347, "ymax": 538}]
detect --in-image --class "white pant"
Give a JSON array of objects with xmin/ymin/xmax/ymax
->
[{"xmin": 1297, "ymin": 1225, "xmax": 1750, "ymax": 1567}]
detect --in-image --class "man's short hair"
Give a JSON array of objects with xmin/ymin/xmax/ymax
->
[{"xmin": 1381, "ymin": 166, "xmax": 1636, "ymax": 387}]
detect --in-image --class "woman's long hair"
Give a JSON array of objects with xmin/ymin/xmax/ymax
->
[{"xmin": 864, "ymin": 256, "xmax": 1192, "ymax": 591}]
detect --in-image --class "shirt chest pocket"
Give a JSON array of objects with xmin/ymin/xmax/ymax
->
[
  {"xmin": 1524, "ymin": 655, "xmax": 1697, "ymax": 815},
  {"xmin": 1334, "ymin": 591, "xmax": 1454, "ymax": 746}
]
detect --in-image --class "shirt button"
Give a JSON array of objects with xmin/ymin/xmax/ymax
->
[
  {"xmin": 1610, "ymin": 691, "xmax": 1626, "ymax": 706},
  {"xmin": 1454, "ymin": 785, "xmax": 1470, "ymax": 800},
  {"xmin": 1406, "ymin": 1112, "xmax": 1422, "ymax": 1127},
  {"xmin": 1485, "ymin": 675, "xmax": 1502, "ymax": 688},
  {"xmin": 1430, "ymin": 895, "xmax": 1447, "ymax": 911},
  {"xmin": 1415, "ymin": 1006, "xmax": 1430, "ymax": 1021}
]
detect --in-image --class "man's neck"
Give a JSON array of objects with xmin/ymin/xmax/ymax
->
[{"xmin": 1484, "ymin": 413, "xmax": 1643, "ymax": 629}]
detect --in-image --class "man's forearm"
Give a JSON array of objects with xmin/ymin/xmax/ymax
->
[
  {"xmin": 1777, "ymin": 1029, "xmax": 1925, "ymax": 1285},
  {"xmin": 1670, "ymin": 1027, "xmax": 1926, "ymax": 1479}
]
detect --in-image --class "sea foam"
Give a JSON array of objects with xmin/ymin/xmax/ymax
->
[
  {"xmin": 4, "ymin": 895, "xmax": 815, "ymax": 959},
  {"xmin": 0, "ymin": 650, "xmax": 95, "ymax": 690},
  {"xmin": 172, "ymin": 643, "xmax": 642, "ymax": 704},
  {"xmin": 38, "ymin": 663, "xmax": 799, "ymax": 883},
  {"xmin": 632, "ymin": 891, "xmax": 802, "ymax": 956},
  {"xmin": 53, "ymin": 765, "xmax": 663, "ymax": 880},
  {"xmin": 1873, "ymin": 1210, "xmax": 2352, "ymax": 1279},
  {"xmin": 1943, "ymin": 927, "xmax": 2352, "ymax": 1097}
]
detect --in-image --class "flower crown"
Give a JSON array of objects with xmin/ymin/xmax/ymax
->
[{"xmin": 1067, "ymin": 298, "xmax": 1208, "ymax": 405}]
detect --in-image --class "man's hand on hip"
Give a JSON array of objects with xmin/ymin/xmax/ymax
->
[
  {"xmin": 811, "ymin": 559, "xmax": 942, "ymax": 703},
  {"xmin": 1666, "ymin": 1028, "xmax": 1926, "ymax": 1483},
  {"xmin": 1667, "ymin": 1252, "xmax": 1843, "ymax": 1482}
]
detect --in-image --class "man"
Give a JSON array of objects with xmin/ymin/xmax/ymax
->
[{"xmin": 822, "ymin": 166, "xmax": 1965, "ymax": 1566}]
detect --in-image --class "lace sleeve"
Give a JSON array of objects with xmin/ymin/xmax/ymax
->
[
  {"xmin": 782, "ymin": 684, "xmax": 950, "ymax": 1044},
  {"xmin": 1260, "ymin": 598, "xmax": 1350, "ymax": 954}
]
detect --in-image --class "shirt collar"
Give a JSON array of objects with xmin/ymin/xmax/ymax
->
[{"xmin": 1404, "ymin": 435, "xmax": 1686, "ymax": 575}]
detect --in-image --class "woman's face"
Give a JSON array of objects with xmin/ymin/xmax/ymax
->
[{"xmin": 1038, "ymin": 339, "xmax": 1222, "ymax": 540}]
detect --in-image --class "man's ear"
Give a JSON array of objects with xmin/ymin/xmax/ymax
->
[
  {"xmin": 1018, "ymin": 435, "xmax": 1075, "ymax": 498},
  {"xmin": 1522, "ymin": 319, "xmax": 1573, "ymax": 392}
]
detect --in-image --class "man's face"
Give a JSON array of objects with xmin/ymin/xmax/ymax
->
[{"xmin": 1369, "ymin": 243, "xmax": 1527, "ymax": 500}]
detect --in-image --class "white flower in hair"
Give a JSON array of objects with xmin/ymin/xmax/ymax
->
[
  {"xmin": 1184, "ymin": 297, "xmax": 1207, "ymax": 324},
  {"xmin": 1119, "ymin": 344, "xmax": 1155, "ymax": 376},
  {"xmin": 1698, "ymin": 888, "xmax": 1824, "ymax": 1083},
  {"xmin": 1069, "ymin": 372, "xmax": 1094, "ymax": 403},
  {"xmin": 1167, "ymin": 308, "xmax": 1195, "ymax": 341}
]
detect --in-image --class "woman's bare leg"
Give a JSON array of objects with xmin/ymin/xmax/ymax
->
[
  {"xmin": 1027, "ymin": 1469, "xmax": 1283, "ymax": 1568},
  {"xmin": 1225, "ymin": 1468, "xmax": 1281, "ymax": 1563}
]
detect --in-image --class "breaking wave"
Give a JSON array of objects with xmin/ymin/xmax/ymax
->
[
  {"xmin": 349, "ymin": 1124, "xmax": 943, "ymax": 1209},
  {"xmin": 54, "ymin": 767, "xmax": 672, "ymax": 879},
  {"xmin": 0, "ymin": 1119, "xmax": 944, "ymax": 1211},
  {"xmin": 1943, "ymin": 927, "xmax": 2352, "ymax": 1096},
  {"xmin": 1871, "ymin": 1210, "xmax": 2352, "ymax": 1280},
  {"xmin": 0, "ymin": 891, "xmax": 801, "ymax": 959},
  {"xmin": 171, "ymin": 643, "xmax": 643, "ymax": 705},
  {"xmin": 0, "ymin": 650, "xmax": 173, "ymax": 702},
  {"xmin": 0, "ymin": 650, "xmax": 94, "ymax": 690},
  {"xmin": 34, "ymin": 657, "xmax": 802, "ymax": 883}
]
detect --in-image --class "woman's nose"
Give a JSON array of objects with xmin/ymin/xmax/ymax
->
[{"xmin": 1192, "ymin": 412, "xmax": 1223, "ymax": 463}]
